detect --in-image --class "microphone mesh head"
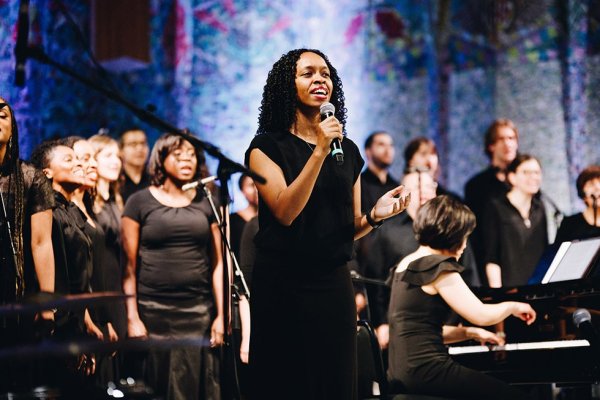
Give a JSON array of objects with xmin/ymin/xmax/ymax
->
[
  {"xmin": 320, "ymin": 102, "xmax": 335, "ymax": 116},
  {"xmin": 573, "ymin": 308, "xmax": 591, "ymax": 327}
]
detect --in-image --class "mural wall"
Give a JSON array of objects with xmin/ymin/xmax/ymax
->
[{"xmin": 0, "ymin": 0, "xmax": 598, "ymax": 213}]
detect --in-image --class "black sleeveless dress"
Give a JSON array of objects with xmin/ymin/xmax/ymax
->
[
  {"xmin": 245, "ymin": 131, "xmax": 364, "ymax": 400},
  {"xmin": 387, "ymin": 255, "xmax": 530, "ymax": 399}
]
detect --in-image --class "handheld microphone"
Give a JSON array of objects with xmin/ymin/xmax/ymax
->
[
  {"xmin": 320, "ymin": 102, "xmax": 343, "ymax": 165},
  {"xmin": 15, "ymin": 0, "xmax": 31, "ymax": 87},
  {"xmin": 181, "ymin": 175, "xmax": 217, "ymax": 191}
]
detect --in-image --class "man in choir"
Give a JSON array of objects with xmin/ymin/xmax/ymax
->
[
  {"xmin": 355, "ymin": 131, "xmax": 399, "ymax": 315},
  {"xmin": 360, "ymin": 131, "xmax": 399, "ymax": 212},
  {"xmin": 464, "ymin": 119, "xmax": 519, "ymax": 276},
  {"xmin": 119, "ymin": 128, "xmax": 150, "ymax": 203}
]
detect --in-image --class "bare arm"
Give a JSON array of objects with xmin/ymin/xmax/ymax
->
[
  {"xmin": 121, "ymin": 216, "xmax": 147, "ymax": 338},
  {"xmin": 442, "ymin": 325, "xmax": 505, "ymax": 345},
  {"xmin": 249, "ymin": 118, "xmax": 343, "ymax": 226},
  {"xmin": 239, "ymin": 295, "xmax": 250, "ymax": 363},
  {"xmin": 30, "ymin": 210, "xmax": 54, "ymax": 293},
  {"xmin": 210, "ymin": 222, "xmax": 225, "ymax": 347},
  {"xmin": 486, "ymin": 263, "xmax": 502, "ymax": 288},
  {"xmin": 249, "ymin": 146, "xmax": 328, "ymax": 226},
  {"xmin": 432, "ymin": 271, "xmax": 536, "ymax": 327}
]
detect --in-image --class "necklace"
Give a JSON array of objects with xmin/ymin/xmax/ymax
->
[
  {"xmin": 292, "ymin": 127, "xmax": 316, "ymax": 152},
  {"xmin": 304, "ymin": 140, "xmax": 315, "ymax": 152}
]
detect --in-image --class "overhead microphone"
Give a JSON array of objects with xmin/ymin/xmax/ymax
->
[
  {"xmin": 181, "ymin": 175, "xmax": 217, "ymax": 191},
  {"xmin": 573, "ymin": 308, "xmax": 600, "ymax": 357},
  {"xmin": 320, "ymin": 102, "xmax": 343, "ymax": 165},
  {"xmin": 15, "ymin": 0, "xmax": 31, "ymax": 87}
]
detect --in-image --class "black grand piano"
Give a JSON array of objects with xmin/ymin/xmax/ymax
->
[{"xmin": 449, "ymin": 238, "xmax": 600, "ymax": 385}]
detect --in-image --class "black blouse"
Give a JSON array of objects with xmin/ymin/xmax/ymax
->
[
  {"xmin": 95, "ymin": 199, "xmax": 127, "ymax": 336},
  {"xmin": 51, "ymin": 192, "xmax": 93, "ymax": 296},
  {"xmin": 0, "ymin": 162, "xmax": 54, "ymax": 299},
  {"xmin": 481, "ymin": 195, "xmax": 548, "ymax": 287},
  {"xmin": 229, "ymin": 212, "xmax": 247, "ymax": 262},
  {"xmin": 360, "ymin": 168, "xmax": 399, "ymax": 213},
  {"xmin": 123, "ymin": 188, "xmax": 216, "ymax": 299},
  {"xmin": 245, "ymin": 131, "xmax": 364, "ymax": 269},
  {"xmin": 555, "ymin": 213, "xmax": 600, "ymax": 244}
]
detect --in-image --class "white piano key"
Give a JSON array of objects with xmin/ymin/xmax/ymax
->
[{"xmin": 448, "ymin": 339, "xmax": 590, "ymax": 355}]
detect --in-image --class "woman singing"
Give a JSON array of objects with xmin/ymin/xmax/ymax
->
[
  {"xmin": 555, "ymin": 165, "xmax": 600, "ymax": 243},
  {"xmin": 0, "ymin": 97, "xmax": 55, "ymax": 391},
  {"xmin": 388, "ymin": 195, "xmax": 536, "ymax": 399},
  {"xmin": 245, "ymin": 48, "xmax": 410, "ymax": 400},
  {"xmin": 0, "ymin": 98, "xmax": 54, "ymax": 308},
  {"xmin": 122, "ymin": 133, "xmax": 223, "ymax": 399},
  {"xmin": 482, "ymin": 154, "xmax": 547, "ymax": 288}
]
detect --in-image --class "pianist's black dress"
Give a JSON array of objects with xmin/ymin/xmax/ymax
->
[{"xmin": 388, "ymin": 255, "xmax": 529, "ymax": 400}]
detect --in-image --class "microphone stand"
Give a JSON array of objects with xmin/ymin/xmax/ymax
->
[
  {"xmin": 593, "ymin": 195, "xmax": 598, "ymax": 228},
  {"xmin": 19, "ymin": 43, "xmax": 261, "ymax": 400},
  {"xmin": 20, "ymin": 46, "xmax": 265, "ymax": 187},
  {"xmin": 198, "ymin": 176, "xmax": 250, "ymax": 400}
]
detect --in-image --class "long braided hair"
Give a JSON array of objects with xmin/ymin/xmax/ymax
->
[
  {"xmin": 0, "ymin": 99, "xmax": 26, "ymax": 298},
  {"xmin": 257, "ymin": 48, "xmax": 347, "ymax": 135}
]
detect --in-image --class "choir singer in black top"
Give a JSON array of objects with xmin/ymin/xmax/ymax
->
[{"xmin": 245, "ymin": 48, "xmax": 410, "ymax": 400}]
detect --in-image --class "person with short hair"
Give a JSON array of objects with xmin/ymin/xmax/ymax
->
[
  {"xmin": 403, "ymin": 136, "xmax": 460, "ymax": 199},
  {"xmin": 388, "ymin": 195, "xmax": 535, "ymax": 399},
  {"xmin": 31, "ymin": 140, "xmax": 97, "ymax": 380},
  {"xmin": 361, "ymin": 131, "xmax": 399, "ymax": 212},
  {"xmin": 481, "ymin": 154, "xmax": 547, "ymax": 288},
  {"xmin": 118, "ymin": 128, "xmax": 150, "ymax": 202},
  {"xmin": 555, "ymin": 165, "xmax": 600, "ymax": 243},
  {"xmin": 464, "ymin": 119, "xmax": 520, "ymax": 275}
]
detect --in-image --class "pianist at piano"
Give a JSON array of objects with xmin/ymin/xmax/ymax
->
[{"xmin": 387, "ymin": 195, "xmax": 536, "ymax": 399}]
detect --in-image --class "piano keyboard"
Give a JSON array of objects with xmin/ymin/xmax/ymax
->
[{"xmin": 448, "ymin": 339, "xmax": 590, "ymax": 355}]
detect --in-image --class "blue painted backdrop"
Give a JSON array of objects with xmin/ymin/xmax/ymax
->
[{"xmin": 0, "ymin": 0, "xmax": 599, "ymax": 213}]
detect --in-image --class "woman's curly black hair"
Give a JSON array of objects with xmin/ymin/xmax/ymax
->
[
  {"xmin": 257, "ymin": 48, "xmax": 347, "ymax": 135},
  {"xmin": 0, "ymin": 98, "xmax": 26, "ymax": 297}
]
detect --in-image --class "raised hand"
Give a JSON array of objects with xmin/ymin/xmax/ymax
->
[{"xmin": 372, "ymin": 186, "xmax": 411, "ymax": 221}]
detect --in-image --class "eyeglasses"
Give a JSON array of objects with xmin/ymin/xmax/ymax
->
[
  {"xmin": 517, "ymin": 169, "xmax": 541, "ymax": 177},
  {"xmin": 123, "ymin": 141, "xmax": 147, "ymax": 148},
  {"xmin": 170, "ymin": 150, "xmax": 196, "ymax": 160}
]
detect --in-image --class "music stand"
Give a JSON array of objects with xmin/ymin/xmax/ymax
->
[{"xmin": 541, "ymin": 237, "xmax": 600, "ymax": 283}]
